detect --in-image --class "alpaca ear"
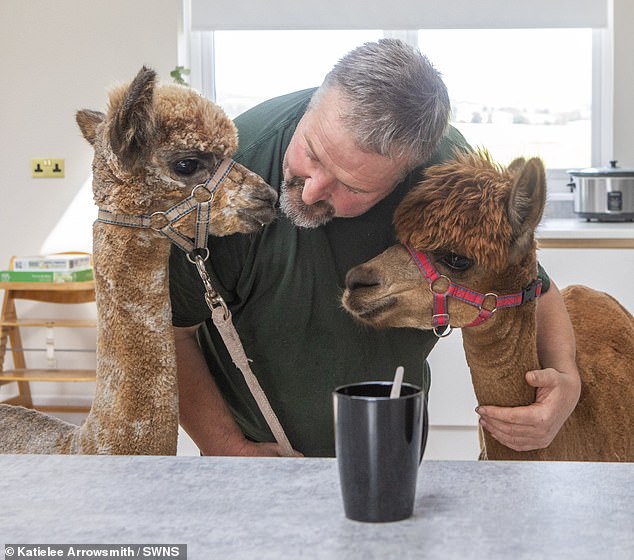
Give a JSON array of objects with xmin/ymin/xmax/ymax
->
[
  {"xmin": 76, "ymin": 110, "xmax": 105, "ymax": 146},
  {"xmin": 108, "ymin": 66, "xmax": 157, "ymax": 171},
  {"xmin": 507, "ymin": 157, "xmax": 526, "ymax": 177},
  {"xmin": 506, "ymin": 157, "xmax": 546, "ymax": 259}
]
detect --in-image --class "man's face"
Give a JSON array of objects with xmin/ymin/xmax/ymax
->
[{"xmin": 280, "ymin": 89, "xmax": 408, "ymax": 228}]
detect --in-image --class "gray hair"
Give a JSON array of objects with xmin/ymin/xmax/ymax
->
[{"xmin": 311, "ymin": 38, "xmax": 450, "ymax": 171}]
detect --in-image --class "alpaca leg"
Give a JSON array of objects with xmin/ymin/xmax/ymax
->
[{"xmin": 0, "ymin": 404, "xmax": 76, "ymax": 454}]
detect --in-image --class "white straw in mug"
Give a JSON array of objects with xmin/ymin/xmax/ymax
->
[{"xmin": 390, "ymin": 366, "xmax": 404, "ymax": 398}]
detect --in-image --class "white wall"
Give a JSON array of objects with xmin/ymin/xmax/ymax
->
[
  {"xmin": 0, "ymin": 0, "xmax": 182, "ymax": 270},
  {"xmin": 0, "ymin": 0, "xmax": 181, "ymax": 408},
  {"xmin": 612, "ymin": 0, "xmax": 634, "ymax": 166}
]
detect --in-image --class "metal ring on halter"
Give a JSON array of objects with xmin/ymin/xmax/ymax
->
[
  {"xmin": 149, "ymin": 212, "xmax": 170, "ymax": 231},
  {"xmin": 191, "ymin": 183, "xmax": 214, "ymax": 203},
  {"xmin": 432, "ymin": 314, "xmax": 452, "ymax": 338},
  {"xmin": 186, "ymin": 247, "xmax": 210, "ymax": 263},
  {"xmin": 478, "ymin": 293, "xmax": 498, "ymax": 313},
  {"xmin": 429, "ymin": 275, "xmax": 451, "ymax": 294},
  {"xmin": 433, "ymin": 325, "xmax": 453, "ymax": 338}
]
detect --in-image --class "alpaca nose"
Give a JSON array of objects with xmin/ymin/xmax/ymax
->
[{"xmin": 345, "ymin": 265, "xmax": 382, "ymax": 291}]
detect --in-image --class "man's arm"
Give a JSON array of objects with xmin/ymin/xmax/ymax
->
[
  {"xmin": 174, "ymin": 325, "xmax": 294, "ymax": 456},
  {"xmin": 476, "ymin": 281, "xmax": 581, "ymax": 451}
]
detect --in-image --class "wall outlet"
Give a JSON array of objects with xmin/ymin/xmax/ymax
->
[{"xmin": 32, "ymin": 158, "xmax": 65, "ymax": 178}]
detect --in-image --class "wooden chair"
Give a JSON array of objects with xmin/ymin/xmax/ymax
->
[{"xmin": 0, "ymin": 255, "xmax": 96, "ymax": 413}]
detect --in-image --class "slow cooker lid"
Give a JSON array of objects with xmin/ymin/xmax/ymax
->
[{"xmin": 568, "ymin": 160, "xmax": 634, "ymax": 177}]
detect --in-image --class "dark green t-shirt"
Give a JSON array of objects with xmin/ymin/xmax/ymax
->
[{"xmin": 170, "ymin": 88, "xmax": 470, "ymax": 456}]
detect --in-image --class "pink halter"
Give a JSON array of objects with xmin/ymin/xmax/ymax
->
[{"xmin": 405, "ymin": 245, "xmax": 542, "ymax": 337}]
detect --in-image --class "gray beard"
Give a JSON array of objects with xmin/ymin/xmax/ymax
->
[{"xmin": 278, "ymin": 176, "xmax": 336, "ymax": 228}]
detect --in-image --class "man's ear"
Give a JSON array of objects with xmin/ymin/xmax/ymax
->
[{"xmin": 108, "ymin": 66, "xmax": 157, "ymax": 171}]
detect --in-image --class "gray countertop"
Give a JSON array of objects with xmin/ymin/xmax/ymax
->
[
  {"xmin": 535, "ymin": 218, "xmax": 634, "ymax": 248},
  {"xmin": 1, "ymin": 456, "xmax": 632, "ymax": 559},
  {"xmin": 537, "ymin": 218, "xmax": 634, "ymax": 239}
]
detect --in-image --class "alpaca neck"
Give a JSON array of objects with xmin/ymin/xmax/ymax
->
[
  {"xmin": 77, "ymin": 222, "xmax": 178, "ymax": 454},
  {"xmin": 462, "ymin": 291, "xmax": 544, "ymax": 460},
  {"xmin": 463, "ymin": 303, "xmax": 540, "ymax": 405}
]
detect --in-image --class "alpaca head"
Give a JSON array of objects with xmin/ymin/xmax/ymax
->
[
  {"xmin": 342, "ymin": 151, "xmax": 547, "ymax": 330},
  {"xmin": 76, "ymin": 66, "xmax": 277, "ymax": 237}
]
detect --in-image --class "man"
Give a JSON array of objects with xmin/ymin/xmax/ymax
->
[{"xmin": 169, "ymin": 39, "xmax": 580, "ymax": 457}]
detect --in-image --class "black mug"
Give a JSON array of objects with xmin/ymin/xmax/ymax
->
[{"xmin": 333, "ymin": 381, "xmax": 428, "ymax": 522}]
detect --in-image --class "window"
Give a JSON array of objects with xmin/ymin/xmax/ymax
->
[
  {"xmin": 196, "ymin": 28, "xmax": 593, "ymax": 175},
  {"xmin": 211, "ymin": 30, "xmax": 383, "ymax": 118},
  {"xmin": 418, "ymin": 28, "xmax": 592, "ymax": 170}
]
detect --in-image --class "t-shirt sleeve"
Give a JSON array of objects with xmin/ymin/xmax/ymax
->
[
  {"xmin": 169, "ymin": 233, "xmax": 253, "ymax": 327},
  {"xmin": 169, "ymin": 247, "xmax": 211, "ymax": 327},
  {"xmin": 537, "ymin": 261, "xmax": 551, "ymax": 294}
]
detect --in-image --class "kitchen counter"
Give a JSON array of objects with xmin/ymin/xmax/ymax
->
[
  {"xmin": 537, "ymin": 218, "xmax": 634, "ymax": 248},
  {"xmin": 1, "ymin": 455, "xmax": 632, "ymax": 559}
]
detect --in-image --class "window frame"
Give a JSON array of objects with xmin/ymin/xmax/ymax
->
[{"xmin": 182, "ymin": 20, "xmax": 611, "ymax": 194}]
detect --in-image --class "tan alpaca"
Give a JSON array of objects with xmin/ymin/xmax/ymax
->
[
  {"xmin": 342, "ymin": 151, "xmax": 634, "ymax": 461},
  {"xmin": 0, "ymin": 67, "xmax": 277, "ymax": 454}
]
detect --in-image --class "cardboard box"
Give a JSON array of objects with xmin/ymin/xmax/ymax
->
[
  {"xmin": 0, "ymin": 269, "xmax": 94, "ymax": 283},
  {"xmin": 11, "ymin": 253, "xmax": 92, "ymax": 272}
]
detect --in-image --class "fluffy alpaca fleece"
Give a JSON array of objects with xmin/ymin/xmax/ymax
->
[
  {"xmin": 0, "ymin": 67, "xmax": 277, "ymax": 454},
  {"xmin": 342, "ymin": 150, "xmax": 634, "ymax": 461},
  {"xmin": 395, "ymin": 151, "xmax": 536, "ymax": 274}
]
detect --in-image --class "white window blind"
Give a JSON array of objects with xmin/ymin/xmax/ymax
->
[{"xmin": 191, "ymin": 0, "xmax": 607, "ymax": 30}]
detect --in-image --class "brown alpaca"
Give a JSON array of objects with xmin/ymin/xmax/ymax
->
[
  {"xmin": 342, "ymin": 151, "xmax": 634, "ymax": 461},
  {"xmin": 0, "ymin": 67, "xmax": 277, "ymax": 454}
]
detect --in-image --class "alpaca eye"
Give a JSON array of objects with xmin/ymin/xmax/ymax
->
[
  {"xmin": 440, "ymin": 253, "xmax": 473, "ymax": 272},
  {"xmin": 172, "ymin": 159, "xmax": 200, "ymax": 176}
]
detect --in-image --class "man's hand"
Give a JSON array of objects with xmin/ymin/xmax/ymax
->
[
  {"xmin": 476, "ymin": 366, "xmax": 581, "ymax": 451},
  {"xmin": 477, "ymin": 280, "xmax": 581, "ymax": 452},
  {"xmin": 175, "ymin": 324, "xmax": 303, "ymax": 458}
]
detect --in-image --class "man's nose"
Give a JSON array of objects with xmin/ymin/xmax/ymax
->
[{"xmin": 301, "ymin": 172, "xmax": 335, "ymax": 205}]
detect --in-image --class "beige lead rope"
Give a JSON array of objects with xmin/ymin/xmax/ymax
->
[{"xmin": 191, "ymin": 254, "xmax": 296, "ymax": 457}]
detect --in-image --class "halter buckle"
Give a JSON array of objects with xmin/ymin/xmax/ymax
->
[
  {"xmin": 432, "ymin": 313, "xmax": 450, "ymax": 326},
  {"xmin": 522, "ymin": 280, "xmax": 541, "ymax": 303}
]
